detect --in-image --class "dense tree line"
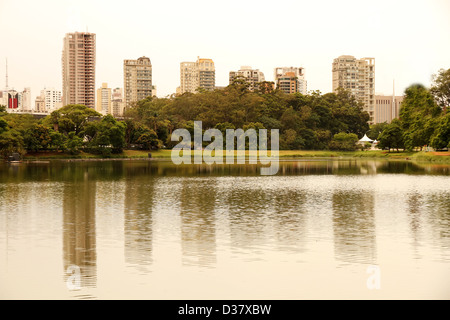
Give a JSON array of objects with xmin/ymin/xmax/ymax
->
[
  {"xmin": 368, "ymin": 68, "xmax": 450, "ymax": 151},
  {"xmin": 0, "ymin": 68, "xmax": 448, "ymax": 158}
]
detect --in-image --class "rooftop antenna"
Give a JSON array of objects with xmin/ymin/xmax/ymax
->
[
  {"xmin": 5, "ymin": 58, "xmax": 9, "ymax": 91},
  {"xmin": 392, "ymin": 79, "xmax": 396, "ymax": 120}
]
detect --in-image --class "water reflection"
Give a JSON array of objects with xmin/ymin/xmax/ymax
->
[
  {"xmin": 426, "ymin": 192, "xmax": 450, "ymax": 262},
  {"xmin": 1, "ymin": 159, "xmax": 450, "ymax": 299},
  {"xmin": 62, "ymin": 169, "xmax": 97, "ymax": 289},
  {"xmin": 179, "ymin": 179, "xmax": 217, "ymax": 267},
  {"xmin": 123, "ymin": 163, "xmax": 155, "ymax": 271},
  {"xmin": 332, "ymin": 189, "xmax": 377, "ymax": 264},
  {"xmin": 271, "ymin": 189, "xmax": 307, "ymax": 253}
]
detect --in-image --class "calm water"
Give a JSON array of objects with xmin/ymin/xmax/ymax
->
[{"xmin": 0, "ymin": 159, "xmax": 449, "ymax": 299}]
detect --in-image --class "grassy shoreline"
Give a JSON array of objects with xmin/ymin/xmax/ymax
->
[{"xmin": 15, "ymin": 149, "xmax": 450, "ymax": 163}]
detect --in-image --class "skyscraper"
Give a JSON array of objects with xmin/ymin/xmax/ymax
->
[
  {"xmin": 332, "ymin": 55, "xmax": 375, "ymax": 123},
  {"xmin": 274, "ymin": 67, "xmax": 307, "ymax": 95},
  {"xmin": 179, "ymin": 57, "xmax": 215, "ymax": 94},
  {"xmin": 123, "ymin": 57, "xmax": 153, "ymax": 107},
  {"xmin": 62, "ymin": 32, "xmax": 96, "ymax": 109}
]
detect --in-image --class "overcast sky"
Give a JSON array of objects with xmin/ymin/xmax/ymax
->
[{"xmin": 1, "ymin": 0, "xmax": 449, "ymax": 100}]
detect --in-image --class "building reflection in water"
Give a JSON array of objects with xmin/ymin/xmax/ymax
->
[
  {"xmin": 424, "ymin": 192, "xmax": 450, "ymax": 262},
  {"xmin": 406, "ymin": 191, "xmax": 424, "ymax": 260},
  {"xmin": 179, "ymin": 178, "xmax": 217, "ymax": 267},
  {"xmin": 271, "ymin": 189, "xmax": 307, "ymax": 253},
  {"xmin": 332, "ymin": 189, "xmax": 377, "ymax": 265},
  {"xmin": 123, "ymin": 163, "xmax": 155, "ymax": 271},
  {"xmin": 62, "ymin": 169, "xmax": 97, "ymax": 288}
]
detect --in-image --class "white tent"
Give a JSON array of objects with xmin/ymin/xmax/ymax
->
[{"xmin": 358, "ymin": 134, "xmax": 373, "ymax": 144}]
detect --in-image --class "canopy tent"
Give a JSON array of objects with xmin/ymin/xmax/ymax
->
[{"xmin": 358, "ymin": 134, "xmax": 374, "ymax": 144}]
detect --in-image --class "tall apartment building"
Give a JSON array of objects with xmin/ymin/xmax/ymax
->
[
  {"xmin": 374, "ymin": 94, "xmax": 404, "ymax": 124},
  {"xmin": 21, "ymin": 87, "xmax": 32, "ymax": 111},
  {"xmin": 62, "ymin": 32, "xmax": 96, "ymax": 109},
  {"xmin": 96, "ymin": 83, "xmax": 112, "ymax": 115},
  {"xmin": 124, "ymin": 57, "xmax": 153, "ymax": 107},
  {"xmin": 41, "ymin": 88, "xmax": 62, "ymax": 112},
  {"xmin": 332, "ymin": 55, "xmax": 375, "ymax": 123},
  {"xmin": 111, "ymin": 87, "xmax": 125, "ymax": 117},
  {"xmin": 274, "ymin": 67, "xmax": 307, "ymax": 95},
  {"xmin": 179, "ymin": 57, "xmax": 215, "ymax": 94},
  {"xmin": 229, "ymin": 66, "xmax": 265, "ymax": 91}
]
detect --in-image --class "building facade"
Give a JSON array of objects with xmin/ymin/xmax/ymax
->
[
  {"xmin": 35, "ymin": 95, "xmax": 46, "ymax": 112},
  {"xmin": 124, "ymin": 56, "xmax": 153, "ymax": 107},
  {"xmin": 111, "ymin": 87, "xmax": 125, "ymax": 117},
  {"xmin": 229, "ymin": 66, "xmax": 265, "ymax": 91},
  {"xmin": 42, "ymin": 88, "xmax": 62, "ymax": 112},
  {"xmin": 332, "ymin": 55, "xmax": 375, "ymax": 123},
  {"xmin": 274, "ymin": 67, "xmax": 307, "ymax": 95},
  {"xmin": 374, "ymin": 95, "xmax": 404, "ymax": 124},
  {"xmin": 62, "ymin": 32, "xmax": 96, "ymax": 109},
  {"xmin": 96, "ymin": 83, "xmax": 112, "ymax": 115},
  {"xmin": 179, "ymin": 57, "xmax": 215, "ymax": 94},
  {"xmin": 21, "ymin": 87, "xmax": 32, "ymax": 111}
]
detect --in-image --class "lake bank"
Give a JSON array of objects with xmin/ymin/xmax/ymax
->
[{"xmin": 16, "ymin": 149, "xmax": 450, "ymax": 163}]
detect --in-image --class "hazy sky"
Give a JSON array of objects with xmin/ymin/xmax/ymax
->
[{"xmin": 1, "ymin": 0, "xmax": 449, "ymax": 100}]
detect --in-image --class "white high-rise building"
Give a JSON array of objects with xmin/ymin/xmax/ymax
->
[
  {"xmin": 41, "ymin": 88, "xmax": 62, "ymax": 112},
  {"xmin": 229, "ymin": 66, "xmax": 265, "ymax": 91}
]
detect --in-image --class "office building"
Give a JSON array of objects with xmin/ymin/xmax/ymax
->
[
  {"xmin": 332, "ymin": 55, "xmax": 375, "ymax": 123},
  {"xmin": 62, "ymin": 32, "xmax": 96, "ymax": 109},
  {"xmin": 124, "ymin": 56, "xmax": 153, "ymax": 107},
  {"xmin": 374, "ymin": 94, "xmax": 404, "ymax": 124}
]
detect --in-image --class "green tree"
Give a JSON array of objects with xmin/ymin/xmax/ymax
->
[
  {"xmin": 83, "ymin": 115, "xmax": 127, "ymax": 153},
  {"xmin": 377, "ymin": 119, "xmax": 405, "ymax": 152},
  {"xmin": 367, "ymin": 122, "xmax": 389, "ymax": 141},
  {"xmin": 46, "ymin": 104, "xmax": 101, "ymax": 135},
  {"xmin": 0, "ymin": 129, "xmax": 25, "ymax": 159},
  {"xmin": 400, "ymin": 84, "xmax": 442, "ymax": 150},
  {"xmin": 23, "ymin": 124, "xmax": 52, "ymax": 152},
  {"xmin": 66, "ymin": 132, "xmax": 83, "ymax": 155},
  {"xmin": 430, "ymin": 113, "xmax": 450, "ymax": 150},
  {"xmin": 431, "ymin": 68, "xmax": 450, "ymax": 112},
  {"xmin": 328, "ymin": 132, "xmax": 359, "ymax": 151}
]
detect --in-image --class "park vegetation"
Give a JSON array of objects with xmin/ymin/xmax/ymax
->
[{"xmin": 0, "ymin": 68, "xmax": 449, "ymax": 159}]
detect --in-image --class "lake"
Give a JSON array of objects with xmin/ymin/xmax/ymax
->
[{"xmin": 0, "ymin": 159, "xmax": 449, "ymax": 299}]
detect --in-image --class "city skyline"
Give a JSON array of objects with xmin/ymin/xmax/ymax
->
[{"xmin": 1, "ymin": 0, "xmax": 449, "ymax": 101}]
